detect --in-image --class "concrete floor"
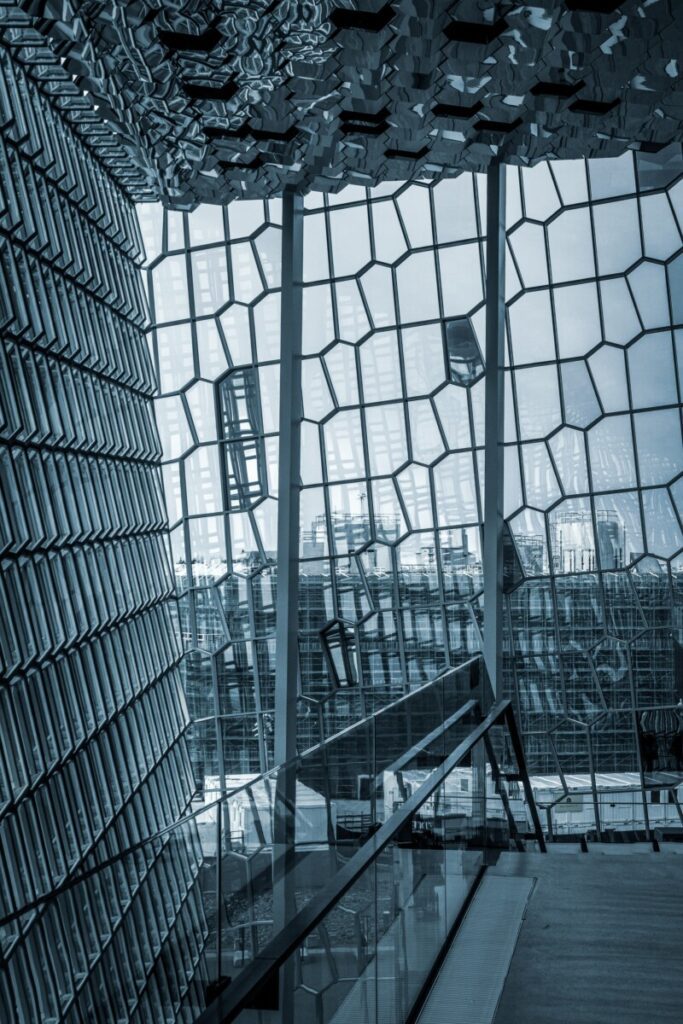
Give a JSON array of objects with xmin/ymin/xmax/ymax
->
[{"xmin": 490, "ymin": 850, "xmax": 683, "ymax": 1024}]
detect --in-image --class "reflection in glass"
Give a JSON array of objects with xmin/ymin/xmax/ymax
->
[{"xmin": 444, "ymin": 318, "xmax": 484, "ymax": 385}]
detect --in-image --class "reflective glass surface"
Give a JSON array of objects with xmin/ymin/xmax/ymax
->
[
  {"xmin": 147, "ymin": 152, "xmax": 683, "ymax": 840},
  {"xmin": 504, "ymin": 153, "xmax": 683, "ymax": 784},
  {"xmin": 140, "ymin": 199, "xmax": 284, "ymax": 788},
  {"xmin": 0, "ymin": 51, "xmax": 204, "ymax": 1022},
  {"xmin": 144, "ymin": 179, "xmax": 488, "ymax": 798}
]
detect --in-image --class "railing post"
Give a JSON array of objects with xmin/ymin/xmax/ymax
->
[
  {"xmin": 216, "ymin": 798, "xmax": 223, "ymax": 980},
  {"xmin": 585, "ymin": 726, "xmax": 603, "ymax": 841},
  {"xmin": 504, "ymin": 704, "xmax": 546, "ymax": 852},
  {"xmin": 483, "ymin": 729, "xmax": 523, "ymax": 851}
]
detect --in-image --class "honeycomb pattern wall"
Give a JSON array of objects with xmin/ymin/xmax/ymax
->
[
  {"xmin": 143, "ymin": 178, "xmax": 490, "ymax": 787},
  {"xmin": 0, "ymin": 46, "xmax": 207, "ymax": 1023},
  {"xmin": 140, "ymin": 197, "xmax": 285, "ymax": 781},
  {"xmin": 296, "ymin": 180, "xmax": 488, "ymax": 705},
  {"xmin": 503, "ymin": 150, "xmax": 683, "ymax": 776},
  {"xmin": 147, "ymin": 150, "xmax": 683, "ymax": 805}
]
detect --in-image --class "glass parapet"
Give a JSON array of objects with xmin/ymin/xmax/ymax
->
[
  {"xmin": 2, "ymin": 648, "xmax": 675, "ymax": 1022},
  {"xmin": 0, "ymin": 658, "xmax": 482, "ymax": 1020},
  {"xmin": 193, "ymin": 695, "xmax": 545, "ymax": 1024}
]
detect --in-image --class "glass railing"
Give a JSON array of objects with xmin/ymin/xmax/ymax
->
[
  {"xmin": 194, "ymin": 697, "xmax": 545, "ymax": 1024},
  {"xmin": 0, "ymin": 657, "xmax": 488, "ymax": 1020},
  {"xmin": 4, "ymin": 650, "xmax": 676, "ymax": 1022}
]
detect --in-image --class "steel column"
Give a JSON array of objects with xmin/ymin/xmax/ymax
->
[
  {"xmin": 272, "ymin": 190, "xmax": 304, "ymax": 1022},
  {"xmin": 274, "ymin": 189, "xmax": 304, "ymax": 771},
  {"xmin": 483, "ymin": 162, "xmax": 507, "ymax": 698}
]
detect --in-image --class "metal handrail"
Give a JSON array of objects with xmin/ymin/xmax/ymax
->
[
  {"xmin": 301, "ymin": 654, "xmax": 481, "ymax": 759},
  {"xmin": 0, "ymin": 657, "xmax": 481, "ymax": 930},
  {"xmin": 196, "ymin": 698, "xmax": 545, "ymax": 1024}
]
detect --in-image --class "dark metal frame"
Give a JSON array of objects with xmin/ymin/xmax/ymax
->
[
  {"xmin": 483, "ymin": 162, "xmax": 507, "ymax": 697},
  {"xmin": 272, "ymin": 191, "xmax": 305, "ymax": 1021}
]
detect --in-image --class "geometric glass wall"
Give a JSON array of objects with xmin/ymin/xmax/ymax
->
[
  {"xmin": 0, "ymin": 48, "xmax": 205, "ymax": 1023},
  {"xmin": 504, "ymin": 151, "xmax": 683, "ymax": 778},
  {"xmin": 144, "ymin": 178, "xmax": 491, "ymax": 796},
  {"xmin": 147, "ymin": 152, "xmax": 683, "ymax": 813},
  {"xmin": 297, "ymin": 178, "xmax": 487, "ymax": 714},
  {"xmin": 140, "ymin": 199, "xmax": 284, "ymax": 789}
]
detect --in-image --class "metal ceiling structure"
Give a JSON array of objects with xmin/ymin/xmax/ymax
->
[{"xmin": 3, "ymin": 1, "xmax": 683, "ymax": 205}]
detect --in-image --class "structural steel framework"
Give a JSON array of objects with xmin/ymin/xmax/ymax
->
[
  {"xmin": 145, "ymin": 147, "xmax": 683, "ymax": 833},
  {"xmin": 2, "ymin": 5, "xmax": 683, "ymax": 1023}
]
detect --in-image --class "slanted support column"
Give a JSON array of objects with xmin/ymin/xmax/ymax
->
[
  {"xmin": 273, "ymin": 190, "xmax": 304, "ymax": 1021},
  {"xmin": 483, "ymin": 162, "xmax": 507, "ymax": 699}
]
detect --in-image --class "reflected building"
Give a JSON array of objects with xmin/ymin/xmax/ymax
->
[
  {"xmin": 180, "ymin": 507, "xmax": 681, "ymax": 788},
  {"xmin": 506, "ymin": 564, "xmax": 682, "ymax": 774}
]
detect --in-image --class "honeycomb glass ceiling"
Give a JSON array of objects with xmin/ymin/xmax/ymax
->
[{"xmin": 7, "ymin": 0, "xmax": 683, "ymax": 206}]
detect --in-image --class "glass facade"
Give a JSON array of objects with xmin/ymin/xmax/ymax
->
[
  {"xmin": 140, "ymin": 199, "xmax": 284, "ymax": 784},
  {"xmin": 2, "ymin": 10, "xmax": 683, "ymax": 1021},
  {"xmin": 143, "ymin": 178, "xmax": 489, "ymax": 794},
  {"xmin": 0, "ymin": 49, "xmax": 206, "ymax": 1021},
  {"xmin": 143, "ymin": 151, "xmax": 683, "ymax": 819},
  {"xmin": 503, "ymin": 153, "xmax": 683, "ymax": 777},
  {"xmin": 146, "ymin": 153, "xmax": 683, "ymax": 823}
]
